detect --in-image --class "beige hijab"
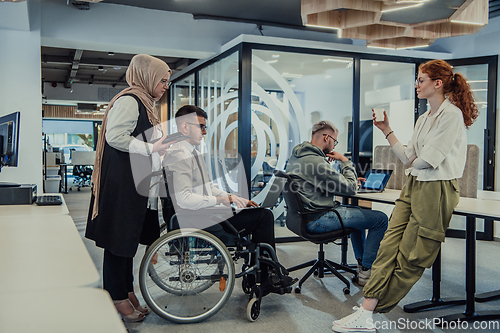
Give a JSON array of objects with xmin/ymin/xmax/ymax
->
[{"xmin": 91, "ymin": 54, "xmax": 171, "ymax": 219}]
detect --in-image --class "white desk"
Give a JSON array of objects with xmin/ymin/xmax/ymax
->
[
  {"xmin": 0, "ymin": 288, "xmax": 126, "ymax": 333},
  {"xmin": 0, "ymin": 193, "xmax": 69, "ymax": 217},
  {"xmin": 353, "ymin": 189, "xmax": 500, "ymax": 220},
  {"xmin": 346, "ymin": 190, "xmax": 500, "ymax": 324},
  {"xmin": 0, "ymin": 214, "xmax": 100, "ymax": 294}
]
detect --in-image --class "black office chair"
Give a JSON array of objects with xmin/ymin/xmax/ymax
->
[
  {"xmin": 72, "ymin": 165, "xmax": 92, "ymax": 191},
  {"xmin": 274, "ymin": 170, "xmax": 356, "ymax": 294}
]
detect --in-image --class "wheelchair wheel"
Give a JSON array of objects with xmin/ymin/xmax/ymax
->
[
  {"xmin": 246, "ymin": 297, "xmax": 260, "ymax": 322},
  {"xmin": 139, "ymin": 228, "xmax": 235, "ymax": 323}
]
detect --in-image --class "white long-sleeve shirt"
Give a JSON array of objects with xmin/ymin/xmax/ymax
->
[
  {"xmin": 392, "ymin": 98, "xmax": 467, "ymax": 181},
  {"xmin": 105, "ymin": 95, "xmax": 161, "ymax": 209}
]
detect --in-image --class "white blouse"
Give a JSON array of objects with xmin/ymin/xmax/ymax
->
[{"xmin": 392, "ymin": 98, "xmax": 467, "ymax": 181}]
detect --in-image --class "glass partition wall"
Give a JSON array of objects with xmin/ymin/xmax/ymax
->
[{"xmin": 169, "ymin": 43, "xmax": 497, "ymax": 241}]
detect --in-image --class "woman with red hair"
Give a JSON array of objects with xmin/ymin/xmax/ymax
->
[{"xmin": 332, "ymin": 59, "xmax": 479, "ymax": 333}]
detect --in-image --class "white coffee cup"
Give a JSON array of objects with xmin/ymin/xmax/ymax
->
[{"xmin": 373, "ymin": 108, "xmax": 385, "ymax": 122}]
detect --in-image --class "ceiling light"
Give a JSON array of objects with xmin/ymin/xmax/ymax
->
[
  {"xmin": 108, "ymin": 52, "xmax": 114, "ymax": 56},
  {"xmin": 290, "ymin": 84, "xmax": 296, "ymax": 87},
  {"xmin": 467, "ymin": 80, "xmax": 488, "ymax": 83},
  {"xmin": 282, "ymin": 73, "xmax": 303, "ymax": 78},
  {"xmin": 396, "ymin": 44, "xmax": 429, "ymax": 50},
  {"xmin": 272, "ymin": 54, "xmax": 280, "ymax": 58},
  {"xmin": 451, "ymin": 20, "xmax": 486, "ymax": 26},
  {"xmin": 323, "ymin": 58, "xmax": 352, "ymax": 63},
  {"xmin": 371, "ymin": 63, "xmax": 379, "ymax": 66},
  {"xmin": 367, "ymin": 45, "xmax": 395, "ymax": 50},
  {"xmin": 382, "ymin": 3, "xmax": 424, "ymax": 13},
  {"xmin": 305, "ymin": 24, "xmax": 341, "ymax": 32},
  {"xmin": 471, "ymin": 89, "xmax": 487, "ymax": 92},
  {"xmin": 266, "ymin": 60, "xmax": 278, "ymax": 64},
  {"xmin": 324, "ymin": 75, "xmax": 331, "ymax": 79}
]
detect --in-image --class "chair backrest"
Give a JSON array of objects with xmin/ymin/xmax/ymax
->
[
  {"xmin": 372, "ymin": 145, "xmax": 407, "ymax": 190},
  {"xmin": 71, "ymin": 151, "xmax": 96, "ymax": 166},
  {"xmin": 373, "ymin": 144, "xmax": 479, "ymax": 197},
  {"xmin": 273, "ymin": 170, "xmax": 305, "ymax": 236},
  {"xmin": 275, "ymin": 170, "xmax": 355, "ymax": 243},
  {"xmin": 458, "ymin": 144, "xmax": 479, "ymax": 198}
]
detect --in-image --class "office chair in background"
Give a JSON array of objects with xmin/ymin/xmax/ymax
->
[{"xmin": 274, "ymin": 170, "xmax": 356, "ymax": 294}]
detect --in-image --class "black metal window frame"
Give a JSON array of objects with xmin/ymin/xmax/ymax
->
[{"xmin": 169, "ymin": 43, "xmax": 497, "ymax": 241}]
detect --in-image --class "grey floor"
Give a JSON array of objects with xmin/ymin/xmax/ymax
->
[{"xmin": 66, "ymin": 186, "xmax": 500, "ymax": 333}]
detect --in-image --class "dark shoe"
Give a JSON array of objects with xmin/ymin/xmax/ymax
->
[{"xmin": 261, "ymin": 275, "xmax": 298, "ymax": 296}]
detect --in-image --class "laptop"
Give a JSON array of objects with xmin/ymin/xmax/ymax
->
[
  {"xmin": 357, "ymin": 169, "xmax": 393, "ymax": 193},
  {"xmin": 233, "ymin": 175, "xmax": 285, "ymax": 212}
]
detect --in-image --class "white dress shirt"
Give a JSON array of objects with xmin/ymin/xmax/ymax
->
[
  {"xmin": 105, "ymin": 95, "xmax": 162, "ymax": 210},
  {"xmin": 392, "ymin": 98, "xmax": 467, "ymax": 181},
  {"xmin": 163, "ymin": 140, "xmax": 226, "ymax": 210}
]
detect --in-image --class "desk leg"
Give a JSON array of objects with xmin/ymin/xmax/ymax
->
[
  {"xmin": 63, "ymin": 165, "xmax": 68, "ymax": 194},
  {"xmin": 437, "ymin": 216, "xmax": 500, "ymax": 324},
  {"xmin": 404, "ymin": 248, "xmax": 465, "ymax": 313}
]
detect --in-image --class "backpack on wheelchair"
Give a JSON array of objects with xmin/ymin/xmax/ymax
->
[{"xmin": 138, "ymin": 170, "xmax": 295, "ymax": 323}]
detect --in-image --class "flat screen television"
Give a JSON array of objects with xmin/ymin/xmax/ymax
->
[
  {"xmin": 347, "ymin": 120, "xmax": 373, "ymax": 154},
  {"xmin": 0, "ymin": 111, "xmax": 20, "ymax": 168}
]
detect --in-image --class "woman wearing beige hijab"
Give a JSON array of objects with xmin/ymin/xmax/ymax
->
[{"xmin": 85, "ymin": 54, "xmax": 173, "ymax": 322}]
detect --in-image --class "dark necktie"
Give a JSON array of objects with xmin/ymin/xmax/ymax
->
[{"xmin": 192, "ymin": 149, "xmax": 208, "ymax": 196}]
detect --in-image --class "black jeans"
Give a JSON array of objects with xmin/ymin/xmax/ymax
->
[
  {"xmin": 226, "ymin": 207, "xmax": 275, "ymax": 280},
  {"xmin": 103, "ymin": 208, "xmax": 159, "ymax": 300},
  {"xmin": 226, "ymin": 207, "xmax": 275, "ymax": 249},
  {"xmin": 103, "ymin": 249, "xmax": 134, "ymax": 301}
]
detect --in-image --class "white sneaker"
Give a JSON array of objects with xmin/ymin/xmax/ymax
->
[{"xmin": 332, "ymin": 306, "xmax": 375, "ymax": 333}]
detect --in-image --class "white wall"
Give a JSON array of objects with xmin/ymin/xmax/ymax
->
[{"xmin": 0, "ymin": 1, "xmax": 43, "ymax": 190}]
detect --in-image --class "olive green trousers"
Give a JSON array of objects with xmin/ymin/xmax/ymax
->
[{"xmin": 363, "ymin": 175, "xmax": 460, "ymax": 313}]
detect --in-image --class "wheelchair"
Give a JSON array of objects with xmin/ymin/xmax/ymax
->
[{"xmin": 138, "ymin": 182, "xmax": 295, "ymax": 323}]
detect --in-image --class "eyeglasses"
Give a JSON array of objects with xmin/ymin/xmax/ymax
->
[
  {"xmin": 323, "ymin": 134, "xmax": 338, "ymax": 147},
  {"xmin": 160, "ymin": 79, "xmax": 172, "ymax": 88},
  {"xmin": 187, "ymin": 122, "xmax": 207, "ymax": 131},
  {"xmin": 415, "ymin": 78, "xmax": 436, "ymax": 87}
]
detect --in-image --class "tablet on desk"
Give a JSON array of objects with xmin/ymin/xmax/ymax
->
[{"xmin": 357, "ymin": 169, "xmax": 393, "ymax": 193}]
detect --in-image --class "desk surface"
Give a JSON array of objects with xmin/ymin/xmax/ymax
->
[
  {"xmin": 0, "ymin": 193, "xmax": 69, "ymax": 217},
  {"xmin": 0, "ymin": 288, "xmax": 126, "ymax": 333},
  {"xmin": 0, "ymin": 214, "xmax": 100, "ymax": 294},
  {"xmin": 352, "ymin": 189, "xmax": 500, "ymax": 221}
]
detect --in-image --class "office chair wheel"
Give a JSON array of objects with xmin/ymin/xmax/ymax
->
[
  {"xmin": 295, "ymin": 286, "xmax": 301, "ymax": 293},
  {"xmin": 343, "ymin": 287, "xmax": 350, "ymax": 295},
  {"xmin": 139, "ymin": 229, "xmax": 235, "ymax": 323},
  {"xmin": 351, "ymin": 275, "xmax": 358, "ymax": 283},
  {"xmin": 246, "ymin": 297, "xmax": 260, "ymax": 322}
]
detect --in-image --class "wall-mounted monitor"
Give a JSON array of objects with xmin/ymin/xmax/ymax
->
[
  {"xmin": 347, "ymin": 120, "xmax": 373, "ymax": 154},
  {"xmin": 0, "ymin": 111, "xmax": 20, "ymax": 168}
]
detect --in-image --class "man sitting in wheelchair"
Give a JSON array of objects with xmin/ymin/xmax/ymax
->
[{"xmin": 162, "ymin": 105, "xmax": 297, "ymax": 298}]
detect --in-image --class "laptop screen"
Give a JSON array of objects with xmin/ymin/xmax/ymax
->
[{"xmin": 360, "ymin": 169, "xmax": 393, "ymax": 191}]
